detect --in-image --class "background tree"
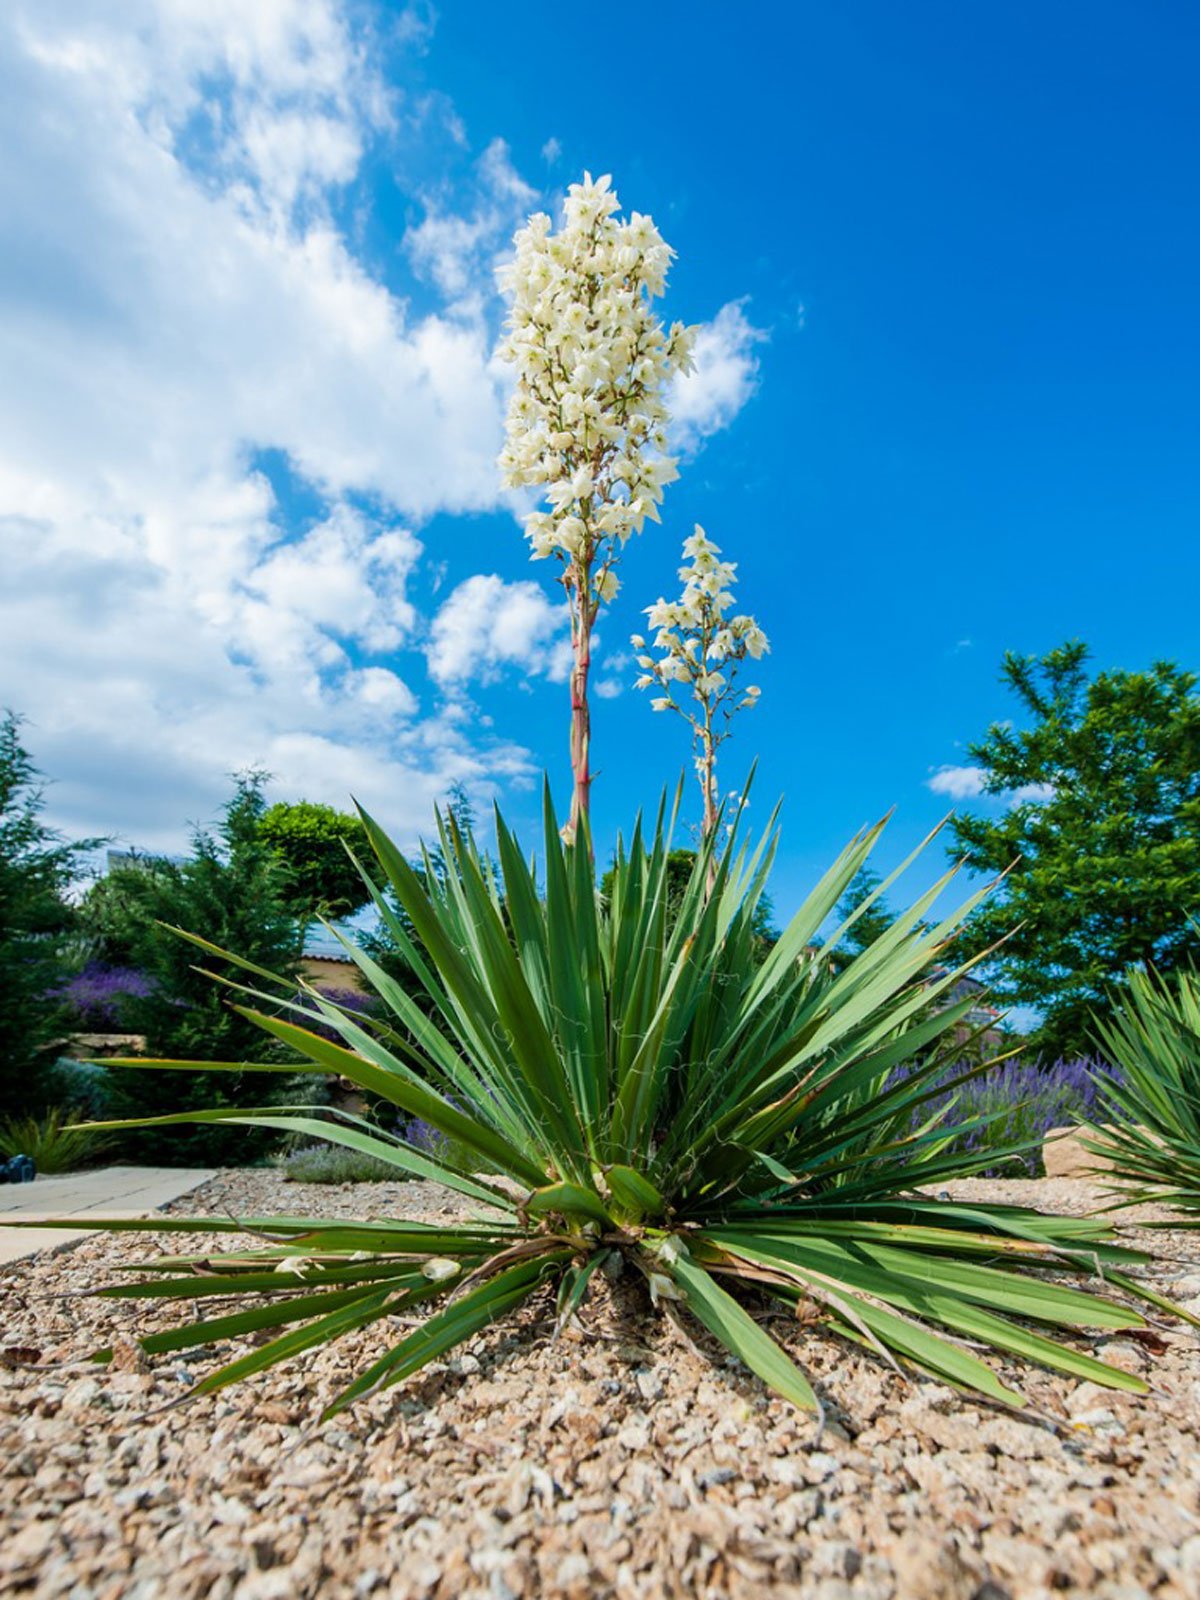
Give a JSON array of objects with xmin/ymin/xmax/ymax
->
[
  {"xmin": 258, "ymin": 799, "xmax": 369, "ymax": 919},
  {"xmin": 947, "ymin": 641, "xmax": 1200, "ymax": 1057},
  {"xmin": 834, "ymin": 865, "xmax": 896, "ymax": 959},
  {"xmin": 0, "ymin": 712, "xmax": 96, "ymax": 1117},
  {"xmin": 83, "ymin": 773, "xmax": 308, "ymax": 1161},
  {"xmin": 601, "ymin": 846, "xmax": 777, "ymax": 952}
]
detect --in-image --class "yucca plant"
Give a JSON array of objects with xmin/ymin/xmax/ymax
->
[
  {"xmin": 37, "ymin": 791, "xmax": 1191, "ymax": 1420},
  {"xmin": 1086, "ymin": 964, "xmax": 1200, "ymax": 1221},
  {"xmin": 0, "ymin": 1108, "xmax": 109, "ymax": 1174}
]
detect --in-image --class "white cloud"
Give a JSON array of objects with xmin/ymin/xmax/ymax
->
[
  {"xmin": 928, "ymin": 765, "xmax": 988, "ymax": 800},
  {"xmin": 1009, "ymin": 782, "xmax": 1056, "ymax": 808},
  {"xmin": 404, "ymin": 137, "xmax": 535, "ymax": 303},
  {"xmin": 427, "ymin": 574, "xmax": 570, "ymax": 686},
  {"xmin": 0, "ymin": 4, "xmax": 765, "ymax": 856},
  {"xmin": 670, "ymin": 299, "xmax": 767, "ymax": 453},
  {"xmin": 233, "ymin": 505, "xmax": 423, "ymax": 671},
  {"xmin": 0, "ymin": 7, "xmax": 515, "ymax": 518},
  {"xmin": 20, "ymin": 0, "xmax": 392, "ymax": 226},
  {"xmin": 594, "ymin": 649, "xmax": 629, "ymax": 699},
  {"xmin": 541, "ymin": 136, "xmax": 562, "ymax": 165},
  {"xmin": 351, "ymin": 666, "xmax": 418, "ymax": 719},
  {"xmin": 0, "ymin": 0, "xmax": 528, "ymax": 851},
  {"xmin": 4, "ymin": 523, "xmax": 532, "ymax": 854},
  {"xmin": 927, "ymin": 764, "xmax": 1056, "ymax": 808}
]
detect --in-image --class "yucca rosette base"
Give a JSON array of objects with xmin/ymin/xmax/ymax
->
[{"xmin": 38, "ymin": 794, "xmax": 1194, "ymax": 1421}]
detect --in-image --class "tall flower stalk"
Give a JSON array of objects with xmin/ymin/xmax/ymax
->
[
  {"xmin": 634, "ymin": 526, "xmax": 768, "ymax": 841},
  {"xmin": 498, "ymin": 173, "xmax": 694, "ymax": 838}
]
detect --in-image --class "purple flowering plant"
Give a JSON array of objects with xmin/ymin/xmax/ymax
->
[
  {"xmin": 899, "ymin": 1056, "xmax": 1117, "ymax": 1177},
  {"xmin": 54, "ymin": 963, "xmax": 153, "ymax": 1031}
]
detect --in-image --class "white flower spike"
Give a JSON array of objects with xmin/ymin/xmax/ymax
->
[
  {"xmin": 498, "ymin": 173, "xmax": 696, "ymax": 838},
  {"xmin": 631, "ymin": 525, "xmax": 768, "ymax": 843}
]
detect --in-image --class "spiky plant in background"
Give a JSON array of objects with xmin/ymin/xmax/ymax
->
[
  {"xmin": 1087, "ymin": 964, "xmax": 1200, "ymax": 1221},
  {"xmin": 0, "ymin": 1108, "xmax": 109, "ymax": 1174},
  {"xmin": 31, "ymin": 790, "xmax": 1193, "ymax": 1422}
]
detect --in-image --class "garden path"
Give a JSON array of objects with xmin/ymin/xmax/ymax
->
[{"xmin": 0, "ymin": 1166, "xmax": 213, "ymax": 1265}]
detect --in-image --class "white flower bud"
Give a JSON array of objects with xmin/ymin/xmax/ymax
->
[
  {"xmin": 632, "ymin": 527, "xmax": 766, "ymax": 822},
  {"xmin": 421, "ymin": 1258, "xmax": 461, "ymax": 1282}
]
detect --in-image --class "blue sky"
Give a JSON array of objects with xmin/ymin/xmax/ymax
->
[{"xmin": 2, "ymin": 2, "xmax": 1197, "ymax": 920}]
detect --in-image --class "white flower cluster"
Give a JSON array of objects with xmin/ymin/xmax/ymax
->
[
  {"xmin": 632, "ymin": 527, "xmax": 768, "ymax": 828},
  {"xmin": 497, "ymin": 173, "xmax": 695, "ymax": 605}
]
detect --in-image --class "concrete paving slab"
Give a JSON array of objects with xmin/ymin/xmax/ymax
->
[{"xmin": 0, "ymin": 1166, "xmax": 214, "ymax": 1265}]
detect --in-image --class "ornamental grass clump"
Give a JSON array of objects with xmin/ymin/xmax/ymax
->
[
  {"xmin": 47, "ymin": 794, "xmax": 1193, "ymax": 1419},
  {"xmin": 0, "ymin": 1108, "xmax": 109, "ymax": 1174},
  {"xmin": 1086, "ymin": 964, "xmax": 1200, "ymax": 1221}
]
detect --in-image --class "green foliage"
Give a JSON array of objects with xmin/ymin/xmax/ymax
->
[
  {"xmin": 1087, "ymin": 965, "xmax": 1200, "ymax": 1221},
  {"xmin": 280, "ymin": 1142, "xmax": 425, "ymax": 1184},
  {"xmin": 79, "ymin": 774, "xmax": 310, "ymax": 1163},
  {"xmin": 947, "ymin": 642, "xmax": 1200, "ymax": 1057},
  {"xmin": 58, "ymin": 789, "xmax": 1192, "ymax": 1420},
  {"xmin": 44, "ymin": 1058, "xmax": 112, "ymax": 1121},
  {"xmin": 834, "ymin": 865, "xmax": 896, "ymax": 959},
  {"xmin": 359, "ymin": 781, "xmax": 482, "ymax": 985},
  {"xmin": 259, "ymin": 800, "xmax": 369, "ymax": 918},
  {"xmin": 601, "ymin": 846, "xmax": 776, "ymax": 948},
  {"xmin": 0, "ymin": 712, "xmax": 99, "ymax": 1117},
  {"xmin": 0, "ymin": 1108, "xmax": 110, "ymax": 1173}
]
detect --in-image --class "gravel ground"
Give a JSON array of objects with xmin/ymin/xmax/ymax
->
[{"xmin": 2, "ymin": 1171, "xmax": 1199, "ymax": 1600}]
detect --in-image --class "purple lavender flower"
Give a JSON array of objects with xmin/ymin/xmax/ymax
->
[
  {"xmin": 395, "ymin": 1115, "xmax": 443, "ymax": 1155},
  {"xmin": 298, "ymin": 985, "xmax": 381, "ymax": 1042},
  {"xmin": 54, "ymin": 963, "xmax": 153, "ymax": 1030},
  {"xmin": 894, "ymin": 1056, "xmax": 1119, "ymax": 1176}
]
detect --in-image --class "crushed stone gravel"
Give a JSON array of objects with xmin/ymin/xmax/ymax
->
[{"xmin": 2, "ymin": 1170, "xmax": 1199, "ymax": 1599}]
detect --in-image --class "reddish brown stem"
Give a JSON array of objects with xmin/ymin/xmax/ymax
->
[
  {"xmin": 700, "ymin": 720, "xmax": 718, "ymax": 893},
  {"xmin": 566, "ymin": 570, "xmax": 595, "ymax": 842}
]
